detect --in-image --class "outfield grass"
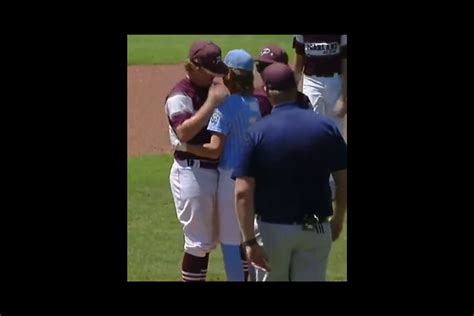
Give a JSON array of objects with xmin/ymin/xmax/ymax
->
[
  {"xmin": 127, "ymin": 35, "xmax": 295, "ymax": 65},
  {"xmin": 127, "ymin": 155, "xmax": 347, "ymax": 281}
]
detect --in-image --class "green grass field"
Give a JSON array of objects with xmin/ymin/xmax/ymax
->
[
  {"xmin": 127, "ymin": 35, "xmax": 347, "ymax": 281},
  {"xmin": 127, "ymin": 155, "xmax": 347, "ymax": 281},
  {"xmin": 127, "ymin": 35, "xmax": 295, "ymax": 65}
]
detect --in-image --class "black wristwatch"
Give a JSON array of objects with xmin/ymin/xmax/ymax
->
[{"xmin": 242, "ymin": 237, "xmax": 258, "ymax": 247}]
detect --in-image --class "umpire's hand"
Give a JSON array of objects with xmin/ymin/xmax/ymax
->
[{"xmin": 245, "ymin": 244, "xmax": 271, "ymax": 272}]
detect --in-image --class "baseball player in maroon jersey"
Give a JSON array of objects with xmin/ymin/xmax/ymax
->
[
  {"xmin": 173, "ymin": 49, "xmax": 261, "ymax": 282},
  {"xmin": 165, "ymin": 41, "xmax": 229, "ymax": 282},
  {"xmin": 293, "ymin": 35, "xmax": 347, "ymax": 200},
  {"xmin": 253, "ymin": 45, "xmax": 312, "ymax": 116},
  {"xmin": 293, "ymin": 35, "xmax": 347, "ymax": 134}
]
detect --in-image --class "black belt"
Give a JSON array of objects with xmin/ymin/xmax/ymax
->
[
  {"xmin": 185, "ymin": 159, "xmax": 218, "ymax": 170},
  {"xmin": 256, "ymin": 214, "xmax": 331, "ymax": 225}
]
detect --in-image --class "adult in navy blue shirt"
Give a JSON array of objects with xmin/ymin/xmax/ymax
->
[{"xmin": 233, "ymin": 63, "xmax": 347, "ymax": 281}]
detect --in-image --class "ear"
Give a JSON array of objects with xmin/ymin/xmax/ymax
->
[{"xmin": 223, "ymin": 72, "xmax": 231, "ymax": 89}]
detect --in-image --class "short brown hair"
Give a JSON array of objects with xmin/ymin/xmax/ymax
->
[
  {"xmin": 225, "ymin": 68, "xmax": 254, "ymax": 95},
  {"xmin": 184, "ymin": 60, "xmax": 199, "ymax": 73}
]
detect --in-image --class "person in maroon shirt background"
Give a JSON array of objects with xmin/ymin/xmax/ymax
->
[
  {"xmin": 253, "ymin": 45, "xmax": 311, "ymax": 117},
  {"xmin": 293, "ymin": 35, "xmax": 347, "ymax": 136},
  {"xmin": 293, "ymin": 35, "xmax": 348, "ymax": 200}
]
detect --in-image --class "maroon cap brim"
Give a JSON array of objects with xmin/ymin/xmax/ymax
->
[
  {"xmin": 256, "ymin": 56, "xmax": 277, "ymax": 64},
  {"xmin": 202, "ymin": 61, "xmax": 229, "ymax": 77}
]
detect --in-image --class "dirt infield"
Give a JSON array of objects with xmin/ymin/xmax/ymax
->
[
  {"xmin": 127, "ymin": 65, "xmax": 263, "ymax": 157},
  {"xmin": 128, "ymin": 65, "xmax": 346, "ymax": 157},
  {"xmin": 127, "ymin": 65, "xmax": 183, "ymax": 157}
]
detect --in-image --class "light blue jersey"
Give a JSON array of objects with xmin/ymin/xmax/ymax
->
[{"xmin": 207, "ymin": 95, "xmax": 262, "ymax": 170}]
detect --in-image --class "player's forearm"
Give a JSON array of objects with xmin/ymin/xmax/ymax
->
[
  {"xmin": 333, "ymin": 59, "xmax": 348, "ymax": 118},
  {"xmin": 185, "ymin": 143, "xmax": 221, "ymax": 160},
  {"xmin": 175, "ymin": 101, "xmax": 218, "ymax": 142},
  {"xmin": 334, "ymin": 98, "xmax": 347, "ymax": 118},
  {"xmin": 235, "ymin": 177, "xmax": 256, "ymax": 242},
  {"xmin": 332, "ymin": 169, "xmax": 347, "ymax": 222}
]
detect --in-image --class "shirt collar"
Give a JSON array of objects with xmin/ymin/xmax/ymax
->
[{"xmin": 272, "ymin": 102, "xmax": 298, "ymax": 112}]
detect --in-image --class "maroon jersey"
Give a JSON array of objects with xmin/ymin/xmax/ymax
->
[
  {"xmin": 165, "ymin": 78, "xmax": 219, "ymax": 164},
  {"xmin": 253, "ymin": 87, "xmax": 272, "ymax": 117},
  {"xmin": 293, "ymin": 35, "xmax": 347, "ymax": 77}
]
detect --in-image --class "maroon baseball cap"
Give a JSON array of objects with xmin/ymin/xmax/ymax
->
[
  {"xmin": 189, "ymin": 41, "xmax": 228, "ymax": 76},
  {"xmin": 256, "ymin": 45, "xmax": 289, "ymax": 64},
  {"xmin": 261, "ymin": 62, "xmax": 296, "ymax": 91}
]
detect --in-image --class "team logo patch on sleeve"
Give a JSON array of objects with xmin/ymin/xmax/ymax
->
[{"xmin": 210, "ymin": 111, "xmax": 222, "ymax": 125}]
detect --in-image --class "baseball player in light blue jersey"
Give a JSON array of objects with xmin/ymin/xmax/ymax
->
[{"xmin": 174, "ymin": 49, "xmax": 261, "ymax": 281}]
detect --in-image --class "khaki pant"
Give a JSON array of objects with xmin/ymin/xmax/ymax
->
[{"xmin": 255, "ymin": 220, "xmax": 332, "ymax": 281}]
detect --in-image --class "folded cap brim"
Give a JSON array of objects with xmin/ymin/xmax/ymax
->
[{"xmin": 201, "ymin": 61, "xmax": 229, "ymax": 77}]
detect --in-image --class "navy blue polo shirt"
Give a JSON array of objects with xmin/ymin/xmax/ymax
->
[{"xmin": 232, "ymin": 103, "xmax": 347, "ymax": 222}]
